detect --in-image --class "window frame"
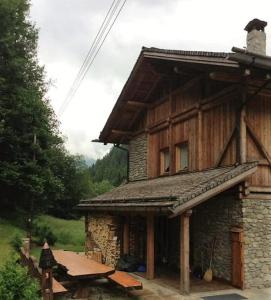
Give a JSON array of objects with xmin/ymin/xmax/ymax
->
[
  {"xmin": 159, "ymin": 147, "xmax": 170, "ymax": 175},
  {"xmin": 175, "ymin": 141, "xmax": 189, "ymax": 173}
]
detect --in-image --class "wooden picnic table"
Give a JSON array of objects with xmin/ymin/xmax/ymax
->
[{"xmin": 52, "ymin": 250, "xmax": 115, "ymax": 278}]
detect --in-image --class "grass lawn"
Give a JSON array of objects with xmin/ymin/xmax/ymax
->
[
  {"xmin": 0, "ymin": 214, "xmax": 85, "ymax": 265},
  {"xmin": 0, "ymin": 218, "xmax": 25, "ymax": 266},
  {"xmin": 31, "ymin": 215, "xmax": 85, "ymax": 259}
]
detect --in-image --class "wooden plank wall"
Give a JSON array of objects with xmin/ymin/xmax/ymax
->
[
  {"xmin": 145, "ymin": 78, "xmax": 271, "ymax": 187},
  {"xmin": 147, "ymin": 80, "xmax": 238, "ymax": 178},
  {"xmin": 246, "ymin": 95, "xmax": 271, "ymax": 186}
]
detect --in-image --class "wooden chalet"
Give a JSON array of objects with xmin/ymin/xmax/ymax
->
[{"xmin": 78, "ymin": 19, "xmax": 271, "ymax": 294}]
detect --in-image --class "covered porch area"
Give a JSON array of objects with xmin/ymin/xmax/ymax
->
[{"xmin": 78, "ymin": 162, "xmax": 257, "ymax": 295}]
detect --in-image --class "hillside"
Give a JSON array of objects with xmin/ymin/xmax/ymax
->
[{"xmin": 89, "ymin": 146, "xmax": 127, "ymax": 187}]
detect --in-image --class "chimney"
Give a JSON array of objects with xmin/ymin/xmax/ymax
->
[{"xmin": 245, "ymin": 18, "xmax": 267, "ymax": 56}]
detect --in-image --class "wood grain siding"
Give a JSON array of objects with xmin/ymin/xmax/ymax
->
[
  {"xmin": 133, "ymin": 76, "xmax": 271, "ymax": 186},
  {"xmin": 172, "ymin": 118, "xmax": 197, "ymax": 172},
  {"xmin": 201, "ymin": 97, "xmax": 237, "ymax": 169},
  {"xmin": 246, "ymin": 95, "xmax": 271, "ymax": 186},
  {"xmin": 148, "ymin": 128, "xmax": 169, "ymax": 178}
]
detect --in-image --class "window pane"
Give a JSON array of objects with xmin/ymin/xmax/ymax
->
[
  {"xmin": 180, "ymin": 143, "xmax": 188, "ymax": 170},
  {"xmin": 164, "ymin": 150, "xmax": 170, "ymax": 172}
]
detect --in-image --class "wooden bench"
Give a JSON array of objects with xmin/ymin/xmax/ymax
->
[
  {"xmin": 108, "ymin": 271, "xmax": 143, "ymax": 290},
  {"xmin": 52, "ymin": 278, "xmax": 68, "ymax": 294},
  {"xmin": 20, "ymin": 248, "xmax": 67, "ymax": 295}
]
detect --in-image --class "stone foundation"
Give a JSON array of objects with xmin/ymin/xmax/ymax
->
[
  {"xmin": 192, "ymin": 194, "xmax": 242, "ymax": 281},
  {"xmin": 84, "ymin": 194, "xmax": 271, "ymax": 289},
  {"xmin": 242, "ymin": 198, "xmax": 271, "ymax": 288}
]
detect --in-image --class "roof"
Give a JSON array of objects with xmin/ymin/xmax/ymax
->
[
  {"xmin": 98, "ymin": 46, "xmax": 271, "ymax": 144},
  {"xmin": 98, "ymin": 46, "xmax": 239, "ymax": 144},
  {"xmin": 142, "ymin": 47, "xmax": 230, "ymax": 58},
  {"xmin": 78, "ymin": 162, "xmax": 257, "ymax": 216}
]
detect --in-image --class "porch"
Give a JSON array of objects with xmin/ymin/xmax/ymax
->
[{"xmin": 78, "ymin": 162, "xmax": 257, "ymax": 295}]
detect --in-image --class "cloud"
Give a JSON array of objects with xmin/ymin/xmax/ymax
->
[{"xmin": 30, "ymin": 0, "xmax": 271, "ymax": 160}]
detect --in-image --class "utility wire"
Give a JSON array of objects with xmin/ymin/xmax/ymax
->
[
  {"xmin": 65, "ymin": 0, "xmax": 119, "ymax": 100},
  {"xmin": 59, "ymin": 0, "xmax": 127, "ymax": 116},
  {"xmin": 59, "ymin": 0, "xmax": 122, "ymax": 114}
]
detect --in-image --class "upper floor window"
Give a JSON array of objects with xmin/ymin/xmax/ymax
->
[
  {"xmin": 175, "ymin": 142, "xmax": 188, "ymax": 172},
  {"xmin": 160, "ymin": 148, "xmax": 170, "ymax": 175}
]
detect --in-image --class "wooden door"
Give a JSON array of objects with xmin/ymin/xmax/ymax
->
[{"xmin": 231, "ymin": 227, "xmax": 244, "ymax": 289}]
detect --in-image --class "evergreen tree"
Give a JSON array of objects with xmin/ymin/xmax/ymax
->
[
  {"xmin": 0, "ymin": 0, "xmax": 64, "ymax": 212},
  {"xmin": 89, "ymin": 146, "xmax": 127, "ymax": 186}
]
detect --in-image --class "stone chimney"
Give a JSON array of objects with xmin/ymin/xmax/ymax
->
[{"xmin": 245, "ymin": 18, "xmax": 267, "ymax": 55}]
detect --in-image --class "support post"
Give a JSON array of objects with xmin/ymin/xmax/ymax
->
[
  {"xmin": 146, "ymin": 213, "xmax": 155, "ymax": 280},
  {"xmin": 123, "ymin": 217, "xmax": 130, "ymax": 255},
  {"xmin": 180, "ymin": 210, "xmax": 192, "ymax": 295},
  {"xmin": 237, "ymin": 85, "xmax": 247, "ymax": 163}
]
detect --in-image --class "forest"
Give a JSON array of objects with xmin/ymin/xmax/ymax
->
[{"xmin": 0, "ymin": 0, "xmax": 127, "ymax": 220}]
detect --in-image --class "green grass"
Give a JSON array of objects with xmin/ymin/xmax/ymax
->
[
  {"xmin": 0, "ymin": 214, "xmax": 85, "ymax": 264},
  {"xmin": 31, "ymin": 215, "xmax": 85, "ymax": 258},
  {"xmin": 0, "ymin": 218, "xmax": 25, "ymax": 266}
]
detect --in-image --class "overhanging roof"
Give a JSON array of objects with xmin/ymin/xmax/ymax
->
[
  {"xmin": 77, "ymin": 162, "xmax": 257, "ymax": 216},
  {"xmin": 98, "ymin": 47, "xmax": 238, "ymax": 144}
]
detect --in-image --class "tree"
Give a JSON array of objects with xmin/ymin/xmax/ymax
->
[
  {"xmin": 0, "ymin": 0, "xmax": 64, "ymax": 214},
  {"xmin": 89, "ymin": 146, "xmax": 127, "ymax": 186}
]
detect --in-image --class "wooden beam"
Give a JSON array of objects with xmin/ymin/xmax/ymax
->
[
  {"xmin": 239, "ymin": 86, "xmax": 247, "ymax": 164},
  {"xmin": 202, "ymin": 85, "xmax": 238, "ymax": 104},
  {"xmin": 180, "ymin": 210, "xmax": 192, "ymax": 295},
  {"xmin": 215, "ymin": 127, "xmax": 236, "ymax": 167},
  {"xmin": 123, "ymin": 217, "xmax": 129, "ymax": 255},
  {"xmin": 111, "ymin": 129, "xmax": 133, "ymax": 136},
  {"xmin": 197, "ymin": 108, "xmax": 203, "ymax": 170},
  {"xmin": 127, "ymin": 100, "xmax": 150, "ymax": 108},
  {"xmin": 172, "ymin": 108, "xmax": 198, "ymax": 125},
  {"xmin": 209, "ymin": 71, "xmax": 242, "ymax": 83},
  {"xmin": 146, "ymin": 213, "xmax": 155, "ymax": 280},
  {"xmin": 246, "ymin": 118, "xmax": 271, "ymax": 166},
  {"xmin": 249, "ymin": 186, "xmax": 271, "ymax": 193}
]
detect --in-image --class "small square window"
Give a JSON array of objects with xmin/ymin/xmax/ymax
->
[
  {"xmin": 160, "ymin": 148, "xmax": 170, "ymax": 174},
  {"xmin": 175, "ymin": 142, "xmax": 188, "ymax": 172}
]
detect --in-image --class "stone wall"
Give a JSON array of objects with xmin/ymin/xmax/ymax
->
[
  {"xmin": 242, "ymin": 197, "xmax": 271, "ymax": 288},
  {"xmin": 128, "ymin": 133, "xmax": 148, "ymax": 181},
  {"xmin": 192, "ymin": 194, "xmax": 242, "ymax": 281},
  {"xmin": 86, "ymin": 214, "xmax": 121, "ymax": 267}
]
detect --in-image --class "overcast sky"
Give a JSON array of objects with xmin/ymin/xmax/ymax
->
[{"xmin": 30, "ymin": 0, "xmax": 271, "ymax": 160}]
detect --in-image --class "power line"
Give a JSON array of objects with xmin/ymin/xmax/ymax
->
[
  {"xmin": 65, "ymin": 0, "xmax": 120, "ymax": 101},
  {"xmin": 58, "ymin": 0, "xmax": 127, "ymax": 116},
  {"xmin": 59, "ymin": 0, "xmax": 123, "ymax": 115}
]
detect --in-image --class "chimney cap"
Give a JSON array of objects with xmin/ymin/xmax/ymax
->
[{"xmin": 245, "ymin": 19, "xmax": 267, "ymax": 32}]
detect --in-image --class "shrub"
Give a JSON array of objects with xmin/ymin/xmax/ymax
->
[
  {"xmin": 33, "ymin": 222, "xmax": 57, "ymax": 246},
  {"xmin": 0, "ymin": 257, "xmax": 40, "ymax": 300},
  {"xmin": 10, "ymin": 234, "xmax": 23, "ymax": 253}
]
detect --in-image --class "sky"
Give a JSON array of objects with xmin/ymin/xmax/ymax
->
[{"xmin": 30, "ymin": 0, "xmax": 271, "ymax": 161}]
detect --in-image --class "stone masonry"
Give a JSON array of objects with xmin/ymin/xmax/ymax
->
[
  {"xmin": 128, "ymin": 133, "xmax": 148, "ymax": 181},
  {"xmin": 242, "ymin": 198, "xmax": 271, "ymax": 288},
  {"xmin": 192, "ymin": 194, "xmax": 243, "ymax": 281}
]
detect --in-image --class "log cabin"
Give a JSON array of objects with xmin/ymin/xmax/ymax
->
[{"xmin": 77, "ymin": 19, "xmax": 271, "ymax": 294}]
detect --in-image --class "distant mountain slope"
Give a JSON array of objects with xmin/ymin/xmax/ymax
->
[{"xmin": 89, "ymin": 146, "xmax": 127, "ymax": 186}]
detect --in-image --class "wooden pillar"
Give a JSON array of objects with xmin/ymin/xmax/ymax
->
[
  {"xmin": 198, "ymin": 108, "xmax": 203, "ymax": 170},
  {"xmin": 180, "ymin": 210, "xmax": 192, "ymax": 295},
  {"xmin": 123, "ymin": 217, "xmax": 130, "ymax": 255},
  {"xmin": 146, "ymin": 213, "xmax": 155, "ymax": 280},
  {"xmin": 237, "ymin": 85, "xmax": 247, "ymax": 164}
]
